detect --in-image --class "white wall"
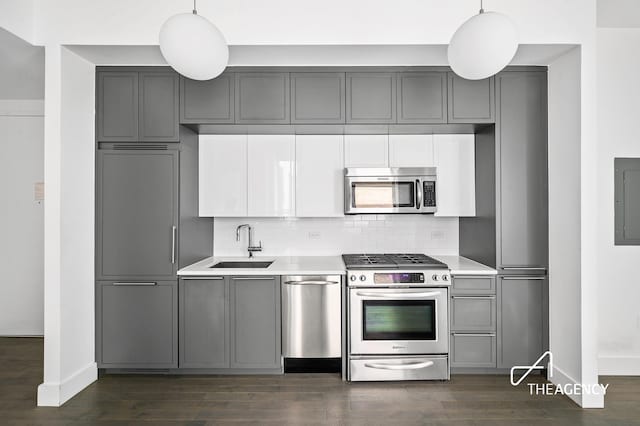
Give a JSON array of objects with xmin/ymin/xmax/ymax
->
[
  {"xmin": 0, "ymin": 0, "xmax": 36, "ymax": 44},
  {"xmin": 37, "ymin": 46, "xmax": 97, "ymax": 406},
  {"xmin": 214, "ymin": 216, "xmax": 459, "ymax": 257},
  {"xmin": 596, "ymin": 29, "xmax": 640, "ymax": 375}
]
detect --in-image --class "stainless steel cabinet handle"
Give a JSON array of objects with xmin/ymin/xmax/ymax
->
[
  {"xmin": 416, "ymin": 179, "xmax": 423, "ymax": 210},
  {"xmin": 451, "ymin": 295, "xmax": 496, "ymax": 299},
  {"xmin": 365, "ymin": 360, "xmax": 434, "ymax": 371},
  {"xmin": 356, "ymin": 291, "xmax": 441, "ymax": 298},
  {"xmin": 452, "ymin": 333, "xmax": 496, "ymax": 337},
  {"xmin": 171, "ymin": 226, "xmax": 177, "ymax": 264},
  {"xmin": 113, "ymin": 282, "xmax": 157, "ymax": 286},
  {"xmin": 182, "ymin": 277, "xmax": 224, "ymax": 280},
  {"xmin": 233, "ymin": 277, "xmax": 275, "ymax": 281},
  {"xmin": 283, "ymin": 281, "xmax": 339, "ymax": 286},
  {"xmin": 502, "ymin": 276, "xmax": 546, "ymax": 280},
  {"xmin": 502, "ymin": 267, "xmax": 547, "ymax": 270}
]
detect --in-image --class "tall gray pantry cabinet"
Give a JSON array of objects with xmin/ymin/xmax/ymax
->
[{"xmin": 95, "ymin": 68, "xmax": 212, "ymax": 369}]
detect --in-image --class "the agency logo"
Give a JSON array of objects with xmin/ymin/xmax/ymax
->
[{"xmin": 511, "ymin": 351, "xmax": 609, "ymax": 396}]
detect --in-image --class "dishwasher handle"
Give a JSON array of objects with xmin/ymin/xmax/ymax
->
[{"xmin": 284, "ymin": 280, "xmax": 340, "ymax": 286}]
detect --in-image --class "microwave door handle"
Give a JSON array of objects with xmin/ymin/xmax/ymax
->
[
  {"xmin": 416, "ymin": 179, "xmax": 423, "ymax": 210},
  {"xmin": 365, "ymin": 360, "xmax": 435, "ymax": 370},
  {"xmin": 355, "ymin": 291, "xmax": 442, "ymax": 298}
]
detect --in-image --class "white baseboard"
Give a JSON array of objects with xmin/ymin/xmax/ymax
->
[
  {"xmin": 37, "ymin": 362, "xmax": 97, "ymax": 407},
  {"xmin": 550, "ymin": 364, "xmax": 605, "ymax": 408},
  {"xmin": 599, "ymin": 356, "xmax": 640, "ymax": 375},
  {"xmin": 0, "ymin": 99, "xmax": 44, "ymax": 116}
]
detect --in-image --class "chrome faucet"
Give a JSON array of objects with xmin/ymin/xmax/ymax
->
[{"xmin": 235, "ymin": 224, "xmax": 262, "ymax": 258}]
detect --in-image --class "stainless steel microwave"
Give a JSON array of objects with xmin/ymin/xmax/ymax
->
[{"xmin": 344, "ymin": 167, "xmax": 437, "ymax": 214}]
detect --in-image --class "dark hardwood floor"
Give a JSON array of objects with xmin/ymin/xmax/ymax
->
[{"xmin": 1, "ymin": 338, "xmax": 639, "ymax": 425}]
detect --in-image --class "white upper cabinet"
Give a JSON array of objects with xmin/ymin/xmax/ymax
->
[
  {"xmin": 433, "ymin": 134, "xmax": 476, "ymax": 217},
  {"xmin": 295, "ymin": 135, "xmax": 344, "ymax": 217},
  {"xmin": 199, "ymin": 134, "xmax": 248, "ymax": 217},
  {"xmin": 389, "ymin": 134, "xmax": 435, "ymax": 167},
  {"xmin": 344, "ymin": 134, "xmax": 389, "ymax": 167},
  {"xmin": 247, "ymin": 135, "xmax": 296, "ymax": 217}
]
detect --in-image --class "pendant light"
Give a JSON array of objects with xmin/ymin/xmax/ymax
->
[
  {"xmin": 448, "ymin": 0, "xmax": 518, "ymax": 80},
  {"xmin": 159, "ymin": 0, "xmax": 229, "ymax": 80}
]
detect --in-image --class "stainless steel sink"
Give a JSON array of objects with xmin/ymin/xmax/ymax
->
[{"xmin": 210, "ymin": 261, "xmax": 273, "ymax": 269}]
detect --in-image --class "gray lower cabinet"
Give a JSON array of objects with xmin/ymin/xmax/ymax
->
[
  {"xmin": 496, "ymin": 71, "xmax": 548, "ymax": 271},
  {"xmin": 447, "ymin": 73, "xmax": 495, "ymax": 123},
  {"xmin": 235, "ymin": 72, "xmax": 290, "ymax": 124},
  {"xmin": 180, "ymin": 73, "xmax": 235, "ymax": 124},
  {"xmin": 179, "ymin": 277, "xmax": 229, "ymax": 368},
  {"xmin": 397, "ymin": 72, "xmax": 447, "ymax": 123},
  {"xmin": 450, "ymin": 295, "xmax": 496, "ymax": 332},
  {"xmin": 346, "ymin": 72, "xmax": 396, "ymax": 123},
  {"xmin": 96, "ymin": 149, "xmax": 178, "ymax": 281},
  {"xmin": 96, "ymin": 281, "xmax": 178, "ymax": 368},
  {"xmin": 497, "ymin": 276, "xmax": 544, "ymax": 369},
  {"xmin": 291, "ymin": 72, "xmax": 345, "ymax": 124},
  {"xmin": 451, "ymin": 333, "xmax": 497, "ymax": 368},
  {"xmin": 139, "ymin": 71, "xmax": 180, "ymax": 142},
  {"xmin": 97, "ymin": 71, "xmax": 139, "ymax": 142},
  {"xmin": 230, "ymin": 276, "xmax": 281, "ymax": 369}
]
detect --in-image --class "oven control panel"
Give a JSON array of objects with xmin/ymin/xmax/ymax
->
[{"xmin": 347, "ymin": 270, "xmax": 450, "ymax": 287}]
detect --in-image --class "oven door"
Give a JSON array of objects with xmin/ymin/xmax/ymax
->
[
  {"xmin": 349, "ymin": 287, "xmax": 448, "ymax": 355},
  {"xmin": 345, "ymin": 176, "xmax": 424, "ymax": 214}
]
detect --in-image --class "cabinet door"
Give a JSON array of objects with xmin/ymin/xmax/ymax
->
[
  {"xmin": 295, "ymin": 135, "xmax": 344, "ymax": 217},
  {"xmin": 397, "ymin": 72, "xmax": 447, "ymax": 123},
  {"xmin": 497, "ymin": 277, "xmax": 544, "ymax": 369},
  {"xmin": 346, "ymin": 72, "xmax": 396, "ymax": 123},
  {"xmin": 97, "ymin": 281, "xmax": 177, "ymax": 368},
  {"xmin": 433, "ymin": 134, "xmax": 476, "ymax": 217},
  {"xmin": 97, "ymin": 150, "xmax": 178, "ymax": 280},
  {"xmin": 344, "ymin": 134, "xmax": 389, "ymax": 167},
  {"xmin": 291, "ymin": 73, "xmax": 345, "ymax": 124},
  {"xmin": 179, "ymin": 277, "xmax": 229, "ymax": 368},
  {"xmin": 447, "ymin": 73, "xmax": 495, "ymax": 123},
  {"xmin": 388, "ymin": 134, "xmax": 434, "ymax": 167},
  {"xmin": 247, "ymin": 135, "xmax": 295, "ymax": 217},
  {"xmin": 451, "ymin": 333, "xmax": 497, "ymax": 368},
  {"xmin": 497, "ymin": 72, "xmax": 548, "ymax": 270},
  {"xmin": 451, "ymin": 295, "xmax": 496, "ymax": 332},
  {"xmin": 180, "ymin": 73, "xmax": 235, "ymax": 124},
  {"xmin": 235, "ymin": 73, "xmax": 290, "ymax": 124},
  {"xmin": 97, "ymin": 71, "xmax": 138, "ymax": 142},
  {"xmin": 139, "ymin": 71, "xmax": 180, "ymax": 142},
  {"xmin": 198, "ymin": 135, "xmax": 248, "ymax": 217},
  {"xmin": 230, "ymin": 277, "xmax": 281, "ymax": 369}
]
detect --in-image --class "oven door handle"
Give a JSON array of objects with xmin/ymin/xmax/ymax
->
[
  {"xmin": 355, "ymin": 291, "xmax": 442, "ymax": 298},
  {"xmin": 365, "ymin": 360, "xmax": 435, "ymax": 371}
]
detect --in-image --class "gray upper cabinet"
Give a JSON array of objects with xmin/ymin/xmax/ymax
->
[
  {"xmin": 496, "ymin": 72, "xmax": 548, "ymax": 271},
  {"xmin": 447, "ymin": 73, "xmax": 495, "ymax": 123},
  {"xmin": 397, "ymin": 72, "xmax": 447, "ymax": 123},
  {"xmin": 139, "ymin": 71, "xmax": 180, "ymax": 142},
  {"xmin": 97, "ymin": 71, "xmax": 139, "ymax": 142},
  {"xmin": 497, "ymin": 277, "xmax": 544, "ymax": 369},
  {"xmin": 97, "ymin": 280, "xmax": 178, "ymax": 368},
  {"xmin": 180, "ymin": 73, "xmax": 235, "ymax": 124},
  {"xmin": 291, "ymin": 72, "xmax": 345, "ymax": 124},
  {"xmin": 235, "ymin": 72, "xmax": 290, "ymax": 124},
  {"xmin": 346, "ymin": 72, "xmax": 396, "ymax": 123},
  {"xmin": 230, "ymin": 276, "xmax": 281, "ymax": 369},
  {"xmin": 97, "ymin": 69, "xmax": 179, "ymax": 142},
  {"xmin": 96, "ymin": 149, "xmax": 178, "ymax": 281},
  {"xmin": 179, "ymin": 277, "xmax": 229, "ymax": 368}
]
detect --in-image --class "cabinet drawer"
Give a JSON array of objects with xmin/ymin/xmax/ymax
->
[
  {"xmin": 450, "ymin": 333, "xmax": 497, "ymax": 368},
  {"xmin": 450, "ymin": 295, "xmax": 496, "ymax": 332},
  {"xmin": 451, "ymin": 276, "xmax": 496, "ymax": 295}
]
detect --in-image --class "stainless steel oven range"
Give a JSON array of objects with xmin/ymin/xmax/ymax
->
[{"xmin": 343, "ymin": 253, "xmax": 451, "ymax": 382}]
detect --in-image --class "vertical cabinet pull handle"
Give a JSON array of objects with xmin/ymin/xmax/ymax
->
[{"xmin": 171, "ymin": 226, "xmax": 177, "ymax": 264}]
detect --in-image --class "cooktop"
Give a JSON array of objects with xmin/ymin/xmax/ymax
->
[{"xmin": 342, "ymin": 253, "xmax": 448, "ymax": 270}]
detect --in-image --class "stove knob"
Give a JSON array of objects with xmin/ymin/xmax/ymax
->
[
  {"xmin": 360, "ymin": 275, "xmax": 367, "ymax": 282},
  {"xmin": 442, "ymin": 275, "xmax": 449, "ymax": 282},
  {"xmin": 349, "ymin": 275, "xmax": 357, "ymax": 282},
  {"xmin": 432, "ymin": 274, "xmax": 439, "ymax": 281}
]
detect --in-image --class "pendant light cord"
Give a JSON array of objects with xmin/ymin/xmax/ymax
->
[
  {"xmin": 193, "ymin": 0, "xmax": 197, "ymax": 14},
  {"xmin": 479, "ymin": 0, "xmax": 484, "ymax": 14}
]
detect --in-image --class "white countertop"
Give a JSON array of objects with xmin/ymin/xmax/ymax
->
[
  {"xmin": 178, "ymin": 256, "xmax": 346, "ymax": 276},
  {"xmin": 431, "ymin": 255, "xmax": 497, "ymax": 276}
]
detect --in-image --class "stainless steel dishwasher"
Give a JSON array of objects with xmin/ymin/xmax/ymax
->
[{"xmin": 282, "ymin": 275, "xmax": 342, "ymax": 361}]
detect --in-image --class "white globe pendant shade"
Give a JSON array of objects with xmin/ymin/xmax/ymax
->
[
  {"xmin": 159, "ymin": 13, "xmax": 229, "ymax": 81},
  {"xmin": 448, "ymin": 11, "xmax": 518, "ymax": 80}
]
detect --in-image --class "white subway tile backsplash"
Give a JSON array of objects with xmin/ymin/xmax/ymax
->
[{"xmin": 213, "ymin": 216, "xmax": 459, "ymax": 256}]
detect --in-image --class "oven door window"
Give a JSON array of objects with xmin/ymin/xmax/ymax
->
[
  {"xmin": 352, "ymin": 181, "xmax": 415, "ymax": 208},
  {"xmin": 362, "ymin": 300, "xmax": 436, "ymax": 340}
]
